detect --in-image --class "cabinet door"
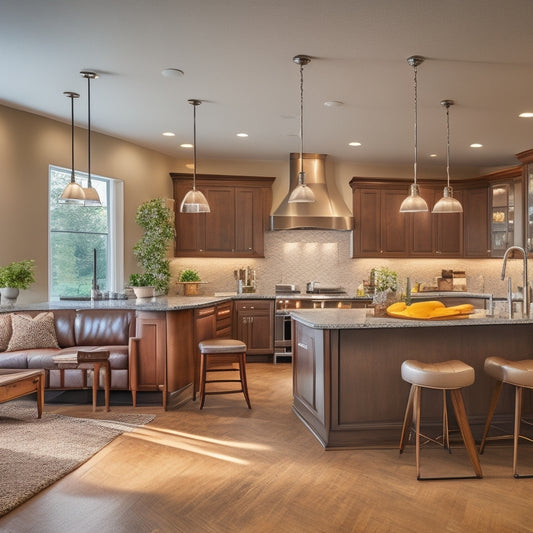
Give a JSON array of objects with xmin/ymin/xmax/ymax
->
[
  {"xmin": 204, "ymin": 187, "xmax": 235, "ymax": 252},
  {"xmin": 135, "ymin": 311, "xmax": 166, "ymax": 391},
  {"xmin": 463, "ymin": 187, "xmax": 490, "ymax": 257},
  {"xmin": 353, "ymin": 189, "xmax": 381, "ymax": 256},
  {"xmin": 235, "ymin": 188, "xmax": 265, "ymax": 255},
  {"xmin": 173, "ymin": 182, "xmax": 206, "ymax": 254},
  {"xmin": 381, "ymin": 189, "xmax": 410, "ymax": 256},
  {"xmin": 235, "ymin": 300, "xmax": 274, "ymax": 355},
  {"xmin": 409, "ymin": 187, "xmax": 434, "ymax": 256},
  {"xmin": 434, "ymin": 189, "xmax": 463, "ymax": 257}
]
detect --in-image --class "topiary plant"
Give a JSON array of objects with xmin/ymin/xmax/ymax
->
[
  {"xmin": 0, "ymin": 260, "xmax": 36, "ymax": 290},
  {"xmin": 179, "ymin": 269, "xmax": 201, "ymax": 282},
  {"xmin": 132, "ymin": 198, "xmax": 175, "ymax": 294}
]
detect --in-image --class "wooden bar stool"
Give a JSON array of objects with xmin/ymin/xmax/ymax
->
[
  {"xmin": 479, "ymin": 356, "xmax": 533, "ymax": 478},
  {"xmin": 198, "ymin": 339, "xmax": 251, "ymax": 409},
  {"xmin": 399, "ymin": 359, "xmax": 483, "ymax": 480}
]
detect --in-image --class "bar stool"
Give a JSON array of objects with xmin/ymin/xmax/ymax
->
[
  {"xmin": 399, "ymin": 359, "xmax": 483, "ymax": 480},
  {"xmin": 197, "ymin": 339, "xmax": 251, "ymax": 409},
  {"xmin": 479, "ymin": 356, "xmax": 533, "ymax": 478}
]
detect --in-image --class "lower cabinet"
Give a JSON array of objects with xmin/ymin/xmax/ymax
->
[
  {"xmin": 234, "ymin": 300, "xmax": 274, "ymax": 359},
  {"xmin": 215, "ymin": 301, "xmax": 232, "ymax": 338}
]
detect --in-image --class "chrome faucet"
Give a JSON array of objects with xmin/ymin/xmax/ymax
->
[{"xmin": 501, "ymin": 246, "xmax": 529, "ymax": 317}]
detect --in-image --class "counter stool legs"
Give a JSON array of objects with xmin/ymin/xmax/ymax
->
[
  {"xmin": 399, "ymin": 359, "xmax": 482, "ymax": 480},
  {"xmin": 479, "ymin": 356, "xmax": 533, "ymax": 478}
]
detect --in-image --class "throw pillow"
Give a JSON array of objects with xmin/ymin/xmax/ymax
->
[
  {"xmin": 7, "ymin": 312, "xmax": 59, "ymax": 351},
  {"xmin": 0, "ymin": 313, "xmax": 12, "ymax": 351}
]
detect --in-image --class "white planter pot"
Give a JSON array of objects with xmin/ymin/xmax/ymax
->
[
  {"xmin": 1, "ymin": 287, "xmax": 19, "ymax": 305},
  {"xmin": 132, "ymin": 286, "xmax": 155, "ymax": 298}
]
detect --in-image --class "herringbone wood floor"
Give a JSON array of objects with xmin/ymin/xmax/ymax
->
[{"xmin": 1, "ymin": 363, "xmax": 533, "ymax": 532}]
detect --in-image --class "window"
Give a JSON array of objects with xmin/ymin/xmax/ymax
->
[{"xmin": 49, "ymin": 166, "xmax": 124, "ymax": 299}]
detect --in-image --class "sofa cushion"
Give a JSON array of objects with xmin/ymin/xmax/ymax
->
[
  {"xmin": 0, "ymin": 314, "xmax": 12, "ymax": 351},
  {"xmin": 7, "ymin": 312, "xmax": 59, "ymax": 352},
  {"xmin": 75, "ymin": 310, "xmax": 134, "ymax": 346},
  {"xmin": 0, "ymin": 351, "xmax": 29, "ymax": 368}
]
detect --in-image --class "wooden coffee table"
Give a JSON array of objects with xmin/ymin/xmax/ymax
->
[
  {"xmin": 0, "ymin": 369, "xmax": 45, "ymax": 418},
  {"xmin": 54, "ymin": 350, "xmax": 111, "ymax": 412}
]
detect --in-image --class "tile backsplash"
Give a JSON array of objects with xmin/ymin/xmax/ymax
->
[{"xmin": 170, "ymin": 230, "xmax": 523, "ymax": 298}]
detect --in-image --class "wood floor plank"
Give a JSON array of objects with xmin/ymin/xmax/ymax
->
[{"xmin": 1, "ymin": 363, "xmax": 533, "ymax": 532}]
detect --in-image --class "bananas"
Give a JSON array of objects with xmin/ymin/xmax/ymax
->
[{"xmin": 386, "ymin": 301, "xmax": 474, "ymax": 320}]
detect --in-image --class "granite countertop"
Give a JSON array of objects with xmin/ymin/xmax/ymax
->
[{"xmin": 289, "ymin": 308, "xmax": 533, "ymax": 329}]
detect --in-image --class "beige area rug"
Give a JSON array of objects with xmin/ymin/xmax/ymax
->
[{"xmin": 0, "ymin": 400, "xmax": 155, "ymax": 517}]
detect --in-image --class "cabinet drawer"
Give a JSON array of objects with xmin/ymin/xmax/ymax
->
[
  {"xmin": 216, "ymin": 316, "xmax": 232, "ymax": 331},
  {"xmin": 235, "ymin": 300, "xmax": 273, "ymax": 312}
]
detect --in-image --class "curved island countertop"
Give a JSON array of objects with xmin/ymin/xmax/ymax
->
[{"xmin": 289, "ymin": 308, "xmax": 533, "ymax": 329}]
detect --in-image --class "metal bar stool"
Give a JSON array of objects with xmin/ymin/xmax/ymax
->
[
  {"xmin": 399, "ymin": 359, "xmax": 483, "ymax": 480},
  {"xmin": 198, "ymin": 339, "xmax": 251, "ymax": 409},
  {"xmin": 479, "ymin": 356, "xmax": 533, "ymax": 478}
]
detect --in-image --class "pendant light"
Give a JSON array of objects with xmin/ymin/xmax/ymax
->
[
  {"xmin": 80, "ymin": 71, "xmax": 101, "ymax": 206},
  {"xmin": 180, "ymin": 99, "xmax": 211, "ymax": 213},
  {"xmin": 432, "ymin": 100, "xmax": 463, "ymax": 213},
  {"xmin": 288, "ymin": 54, "xmax": 315, "ymax": 203},
  {"xmin": 59, "ymin": 91, "xmax": 85, "ymax": 204},
  {"xmin": 400, "ymin": 55, "xmax": 428, "ymax": 213}
]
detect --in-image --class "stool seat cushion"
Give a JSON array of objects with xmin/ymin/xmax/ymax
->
[
  {"xmin": 401, "ymin": 359, "xmax": 475, "ymax": 389},
  {"xmin": 484, "ymin": 356, "xmax": 533, "ymax": 388},
  {"xmin": 199, "ymin": 338, "xmax": 246, "ymax": 354}
]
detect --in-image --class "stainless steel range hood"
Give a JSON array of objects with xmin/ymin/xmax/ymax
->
[{"xmin": 270, "ymin": 153, "xmax": 354, "ymax": 231}]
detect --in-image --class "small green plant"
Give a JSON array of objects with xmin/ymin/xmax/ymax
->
[
  {"xmin": 128, "ymin": 273, "xmax": 157, "ymax": 287},
  {"xmin": 0, "ymin": 260, "xmax": 36, "ymax": 290},
  {"xmin": 179, "ymin": 269, "xmax": 201, "ymax": 282},
  {"xmin": 372, "ymin": 266, "xmax": 399, "ymax": 293}
]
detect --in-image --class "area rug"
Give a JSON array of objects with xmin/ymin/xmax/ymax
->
[{"xmin": 0, "ymin": 400, "xmax": 155, "ymax": 517}]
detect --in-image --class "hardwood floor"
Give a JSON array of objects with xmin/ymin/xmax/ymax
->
[{"xmin": 1, "ymin": 363, "xmax": 533, "ymax": 532}]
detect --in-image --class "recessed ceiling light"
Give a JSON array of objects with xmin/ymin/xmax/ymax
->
[
  {"xmin": 470, "ymin": 143, "xmax": 483, "ymax": 148},
  {"xmin": 519, "ymin": 112, "xmax": 533, "ymax": 118},
  {"xmin": 180, "ymin": 143, "xmax": 193, "ymax": 148},
  {"xmin": 161, "ymin": 68, "xmax": 184, "ymax": 79},
  {"xmin": 162, "ymin": 132, "xmax": 175, "ymax": 137},
  {"xmin": 324, "ymin": 101, "xmax": 343, "ymax": 107},
  {"xmin": 348, "ymin": 141, "xmax": 361, "ymax": 147},
  {"xmin": 236, "ymin": 133, "xmax": 248, "ymax": 138},
  {"xmin": 429, "ymin": 153, "xmax": 438, "ymax": 158}
]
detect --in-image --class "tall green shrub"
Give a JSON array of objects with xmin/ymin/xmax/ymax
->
[{"xmin": 132, "ymin": 198, "xmax": 175, "ymax": 293}]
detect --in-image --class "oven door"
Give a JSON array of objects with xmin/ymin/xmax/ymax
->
[{"xmin": 274, "ymin": 312, "xmax": 292, "ymax": 363}]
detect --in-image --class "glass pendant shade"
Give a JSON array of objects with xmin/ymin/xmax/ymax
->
[
  {"xmin": 180, "ymin": 189, "xmax": 211, "ymax": 213},
  {"xmin": 432, "ymin": 186, "xmax": 463, "ymax": 213},
  {"xmin": 289, "ymin": 171, "xmax": 315, "ymax": 203},
  {"xmin": 59, "ymin": 91, "xmax": 85, "ymax": 204},
  {"xmin": 400, "ymin": 55, "xmax": 428, "ymax": 213},
  {"xmin": 399, "ymin": 183, "xmax": 429, "ymax": 212},
  {"xmin": 288, "ymin": 55, "xmax": 315, "ymax": 204},
  {"xmin": 432, "ymin": 100, "xmax": 463, "ymax": 214},
  {"xmin": 81, "ymin": 71, "xmax": 101, "ymax": 206},
  {"xmin": 181, "ymin": 99, "xmax": 211, "ymax": 213}
]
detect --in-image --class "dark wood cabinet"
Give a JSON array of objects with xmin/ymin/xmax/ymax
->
[
  {"xmin": 234, "ymin": 300, "xmax": 274, "ymax": 358},
  {"xmin": 171, "ymin": 173, "xmax": 275, "ymax": 258},
  {"xmin": 351, "ymin": 179, "xmax": 462, "ymax": 258},
  {"xmin": 215, "ymin": 301, "xmax": 232, "ymax": 338},
  {"xmin": 463, "ymin": 186, "xmax": 490, "ymax": 257}
]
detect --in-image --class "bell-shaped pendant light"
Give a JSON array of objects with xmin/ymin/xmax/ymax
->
[
  {"xmin": 288, "ymin": 54, "xmax": 315, "ymax": 203},
  {"xmin": 432, "ymin": 100, "xmax": 463, "ymax": 213},
  {"xmin": 59, "ymin": 91, "xmax": 85, "ymax": 204},
  {"xmin": 180, "ymin": 99, "xmax": 211, "ymax": 213},
  {"xmin": 80, "ymin": 71, "xmax": 101, "ymax": 206},
  {"xmin": 400, "ymin": 55, "xmax": 428, "ymax": 213}
]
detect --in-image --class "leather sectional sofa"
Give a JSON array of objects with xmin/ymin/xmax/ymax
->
[{"xmin": 0, "ymin": 309, "xmax": 136, "ymax": 391}]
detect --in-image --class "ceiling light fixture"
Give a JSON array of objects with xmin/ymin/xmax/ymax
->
[
  {"xmin": 180, "ymin": 99, "xmax": 210, "ymax": 213},
  {"xmin": 519, "ymin": 112, "xmax": 533, "ymax": 118},
  {"xmin": 400, "ymin": 55, "xmax": 428, "ymax": 213},
  {"xmin": 288, "ymin": 54, "xmax": 315, "ymax": 203},
  {"xmin": 236, "ymin": 132, "xmax": 249, "ymax": 138},
  {"xmin": 349, "ymin": 141, "xmax": 362, "ymax": 147},
  {"xmin": 59, "ymin": 91, "xmax": 85, "ymax": 204},
  {"xmin": 470, "ymin": 143, "xmax": 483, "ymax": 148},
  {"xmin": 432, "ymin": 100, "xmax": 463, "ymax": 214},
  {"xmin": 80, "ymin": 71, "xmax": 101, "ymax": 206},
  {"xmin": 161, "ymin": 68, "xmax": 184, "ymax": 79},
  {"xmin": 162, "ymin": 132, "xmax": 175, "ymax": 137}
]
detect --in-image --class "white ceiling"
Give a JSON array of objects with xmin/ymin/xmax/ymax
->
[{"xmin": 3, "ymin": 0, "xmax": 533, "ymax": 173}]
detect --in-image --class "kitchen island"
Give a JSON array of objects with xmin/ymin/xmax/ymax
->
[{"xmin": 290, "ymin": 308, "xmax": 533, "ymax": 449}]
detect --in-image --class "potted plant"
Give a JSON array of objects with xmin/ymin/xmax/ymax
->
[
  {"xmin": 0, "ymin": 259, "xmax": 36, "ymax": 303},
  {"xmin": 178, "ymin": 269, "xmax": 203, "ymax": 296},
  {"xmin": 131, "ymin": 198, "xmax": 175, "ymax": 295},
  {"xmin": 128, "ymin": 272, "xmax": 157, "ymax": 298},
  {"xmin": 371, "ymin": 266, "xmax": 399, "ymax": 316}
]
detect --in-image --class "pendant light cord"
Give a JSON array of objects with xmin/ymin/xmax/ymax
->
[
  {"xmin": 87, "ymin": 74, "xmax": 92, "ymax": 188},
  {"xmin": 299, "ymin": 61, "xmax": 304, "ymax": 177},
  {"xmin": 413, "ymin": 62, "xmax": 418, "ymax": 186},
  {"xmin": 445, "ymin": 103, "xmax": 451, "ymax": 187},
  {"xmin": 70, "ymin": 94, "xmax": 75, "ymax": 184},
  {"xmin": 193, "ymin": 102, "xmax": 197, "ymax": 191}
]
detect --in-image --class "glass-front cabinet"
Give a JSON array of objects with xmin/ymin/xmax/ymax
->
[
  {"xmin": 490, "ymin": 183, "xmax": 514, "ymax": 256},
  {"xmin": 527, "ymin": 164, "xmax": 533, "ymax": 254}
]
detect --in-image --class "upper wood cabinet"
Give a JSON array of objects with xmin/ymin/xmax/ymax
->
[
  {"xmin": 171, "ymin": 173, "xmax": 275, "ymax": 258},
  {"xmin": 351, "ymin": 179, "xmax": 462, "ymax": 258}
]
